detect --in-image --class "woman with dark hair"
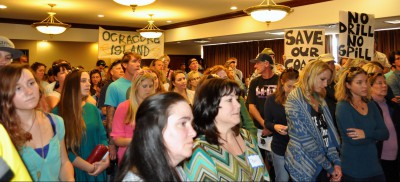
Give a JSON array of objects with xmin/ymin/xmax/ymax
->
[
  {"xmin": 202, "ymin": 65, "xmax": 257, "ymax": 138},
  {"xmin": 0, "ymin": 64, "xmax": 74, "ymax": 181},
  {"xmin": 89, "ymin": 69, "xmax": 103, "ymax": 102},
  {"xmin": 117, "ymin": 92, "xmax": 196, "ymax": 181},
  {"xmin": 53, "ymin": 70, "xmax": 109, "ymax": 181},
  {"xmin": 45, "ymin": 60, "xmax": 71, "ymax": 110},
  {"xmin": 369, "ymin": 73, "xmax": 400, "ymax": 181},
  {"xmin": 169, "ymin": 70, "xmax": 195, "ymax": 105},
  {"xmin": 335, "ymin": 67, "xmax": 388, "ymax": 181},
  {"xmin": 184, "ymin": 78, "xmax": 269, "ymax": 181},
  {"xmin": 285, "ymin": 60, "xmax": 341, "ymax": 181},
  {"xmin": 30, "ymin": 61, "xmax": 48, "ymax": 88},
  {"xmin": 264, "ymin": 67, "xmax": 299, "ymax": 182}
]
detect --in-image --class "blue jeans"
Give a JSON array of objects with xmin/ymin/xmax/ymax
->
[{"xmin": 271, "ymin": 151, "xmax": 289, "ymax": 182}]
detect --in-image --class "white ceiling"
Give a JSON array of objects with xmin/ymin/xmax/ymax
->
[
  {"xmin": 0, "ymin": 0, "xmax": 291, "ymax": 27},
  {"xmin": 0, "ymin": 0, "xmax": 399, "ymax": 45}
]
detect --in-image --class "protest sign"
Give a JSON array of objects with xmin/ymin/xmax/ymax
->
[
  {"xmin": 98, "ymin": 27, "xmax": 164, "ymax": 60},
  {"xmin": 338, "ymin": 11, "xmax": 374, "ymax": 60},
  {"xmin": 284, "ymin": 29, "xmax": 325, "ymax": 70}
]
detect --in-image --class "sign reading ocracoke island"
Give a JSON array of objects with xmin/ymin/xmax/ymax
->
[
  {"xmin": 338, "ymin": 11, "xmax": 374, "ymax": 60},
  {"xmin": 98, "ymin": 27, "xmax": 164, "ymax": 60},
  {"xmin": 284, "ymin": 29, "xmax": 325, "ymax": 70}
]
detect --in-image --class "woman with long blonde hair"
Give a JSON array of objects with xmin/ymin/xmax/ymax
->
[
  {"xmin": 285, "ymin": 60, "xmax": 341, "ymax": 181},
  {"xmin": 111, "ymin": 73, "xmax": 155, "ymax": 165}
]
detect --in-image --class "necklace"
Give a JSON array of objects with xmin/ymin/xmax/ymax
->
[
  {"xmin": 26, "ymin": 111, "xmax": 37, "ymax": 132},
  {"xmin": 351, "ymin": 101, "xmax": 365, "ymax": 111},
  {"xmin": 36, "ymin": 117, "xmax": 44, "ymax": 181},
  {"xmin": 220, "ymin": 134, "xmax": 244, "ymax": 155},
  {"xmin": 223, "ymin": 134, "xmax": 254, "ymax": 181}
]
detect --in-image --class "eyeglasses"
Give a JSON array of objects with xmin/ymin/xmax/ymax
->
[{"xmin": 190, "ymin": 76, "xmax": 201, "ymax": 81}]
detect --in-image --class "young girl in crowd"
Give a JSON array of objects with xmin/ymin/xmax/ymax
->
[
  {"xmin": 335, "ymin": 67, "xmax": 389, "ymax": 181},
  {"xmin": 187, "ymin": 71, "xmax": 201, "ymax": 91},
  {"xmin": 0, "ymin": 64, "xmax": 74, "ymax": 181},
  {"xmin": 45, "ymin": 60, "xmax": 71, "ymax": 110},
  {"xmin": 53, "ymin": 70, "xmax": 109, "ymax": 181},
  {"xmin": 117, "ymin": 92, "xmax": 196, "ymax": 181},
  {"xmin": 30, "ymin": 62, "xmax": 48, "ymax": 88},
  {"xmin": 142, "ymin": 67, "xmax": 166, "ymax": 93},
  {"xmin": 264, "ymin": 67, "xmax": 299, "ymax": 182},
  {"xmin": 369, "ymin": 73, "xmax": 400, "ymax": 181},
  {"xmin": 285, "ymin": 60, "xmax": 341, "ymax": 181},
  {"xmin": 89, "ymin": 69, "xmax": 103, "ymax": 102},
  {"xmin": 169, "ymin": 70, "xmax": 195, "ymax": 105},
  {"xmin": 160, "ymin": 54, "xmax": 173, "ymax": 82},
  {"xmin": 111, "ymin": 73, "xmax": 155, "ymax": 165},
  {"xmin": 184, "ymin": 78, "xmax": 269, "ymax": 181}
]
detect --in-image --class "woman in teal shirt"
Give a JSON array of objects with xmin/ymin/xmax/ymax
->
[
  {"xmin": 0, "ymin": 64, "xmax": 74, "ymax": 181},
  {"xmin": 335, "ymin": 67, "xmax": 389, "ymax": 181},
  {"xmin": 54, "ymin": 69, "xmax": 109, "ymax": 181}
]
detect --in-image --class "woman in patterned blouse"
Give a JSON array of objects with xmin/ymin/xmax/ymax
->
[{"xmin": 184, "ymin": 78, "xmax": 269, "ymax": 181}]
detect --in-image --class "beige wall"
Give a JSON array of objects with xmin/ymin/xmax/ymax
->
[
  {"xmin": 13, "ymin": 40, "xmax": 100, "ymax": 70},
  {"xmin": 11, "ymin": 39, "xmax": 201, "ymax": 69},
  {"xmin": 164, "ymin": 44, "xmax": 201, "ymax": 55}
]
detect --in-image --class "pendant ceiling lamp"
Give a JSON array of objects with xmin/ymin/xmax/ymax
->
[
  {"xmin": 31, "ymin": 4, "xmax": 71, "ymax": 35},
  {"xmin": 244, "ymin": 0, "xmax": 293, "ymax": 24},
  {"xmin": 113, "ymin": 0, "xmax": 156, "ymax": 11},
  {"xmin": 137, "ymin": 14, "xmax": 163, "ymax": 39}
]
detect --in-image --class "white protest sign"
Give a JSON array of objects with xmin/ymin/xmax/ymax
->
[
  {"xmin": 338, "ymin": 11, "xmax": 374, "ymax": 60},
  {"xmin": 284, "ymin": 29, "xmax": 325, "ymax": 70},
  {"xmin": 98, "ymin": 27, "xmax": 164, "ymax": 60}
]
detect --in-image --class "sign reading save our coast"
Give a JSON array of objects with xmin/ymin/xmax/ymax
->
[
  {"xmin": 338, "ymin": 11, "xmax": 374, "ymax": 60},
  {"xmin": 98, "ymin": 27, "xmax": 164, "ymax": 60},
  {"xmin": 284, "ymin": 29, "xmax": 325, "ymax": 70}
]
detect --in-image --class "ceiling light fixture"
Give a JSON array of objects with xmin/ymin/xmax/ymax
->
[
  {"xmin": 194, "ymin": 39, "xmax": 210, "ymax": 44},
  {"xmin": 0, "ymin": 5, "xmax": 7, "ymax": 9},
  {"xmin": 31, "ymin": 4, "xmax": 71, "ymax": 35},
  {"xmin": 137, "ymin": 14, "xmax": 163, "ymax": 39},
  {"xmin": 113, "ymin": 0, "xmax": 156, "ymax": 12},
  {"xmin": 244, "ymin": 0, "xmax": 293, "ymax": 24},
  {"xmin": 384, "ymin": 20, "xmax": 400, "ymax": 24}
]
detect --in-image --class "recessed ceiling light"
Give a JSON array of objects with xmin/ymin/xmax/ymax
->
[
  {"xmin": 230, "ymin": 6, "xmax": 237, "ymax": 10},
  {"xmin": 98, "ymin": 14, "xmax": 104, "ymax": 18},
  {"xmin": 384, "ymin": 20, "xmax": 400, "ymax": 24},
  {"xmin": 267, "ymin": 32, "xmax": 285, "ymax": 35},
  {"xmin": 0, "ymin": 5, "xmax": 7, "ymax": 9},
  {"xmin": 166, "ymin": 20, "xmax": 172, "ymax": 23},
  {"xmin": 194, "ymin": 40, "xmax": 210, "ymax": 43}
]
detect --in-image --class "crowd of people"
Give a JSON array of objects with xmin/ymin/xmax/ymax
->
[{"xmin": 1, "ymin": 34, "xmax": 400, "ymax": 182}]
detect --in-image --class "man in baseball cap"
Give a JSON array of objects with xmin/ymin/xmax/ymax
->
[
  {"xmin": 0, "ymin": 36, "xmax": 23, "ymax": 67},
  {"xmin": 248, "ymin": 48, "xmax": 279, "ymax": 166}
]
